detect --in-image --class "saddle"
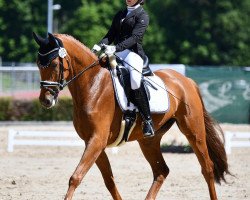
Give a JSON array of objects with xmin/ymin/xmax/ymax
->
[{"xmin": 106, "ymin": 55, "xmax": 169, "ymax": 147}]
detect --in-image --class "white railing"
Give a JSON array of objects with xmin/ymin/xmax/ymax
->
[
  {"xmin": 225, "ymin": 131, "xmax": 250, "ymax": 154},
  {"xmin": 7, "ymin": 129, "xmax": 119, "ymax": 154},
  {"xmin": 0, "ymin": 66, "xmax": 39, "ymax": 94},
  {"xmin": 7, "ymin": 129, "xmax": 84, "ymax": 152}
]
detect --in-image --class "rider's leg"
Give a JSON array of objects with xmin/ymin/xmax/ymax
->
[
  {"xmin": 115, "ymin": 50, "xmax": 130, "ymax": 63},
  {"xmin": 123, "ymin": 51, "xmax": 143, "ymax": 90},
  {"xmin": 133, "ymin": 83, "xmax": 155, "ymax": 137},
  {"xmin": 123, "ymin": 52, "xmax": 155, "ymax": 138}
]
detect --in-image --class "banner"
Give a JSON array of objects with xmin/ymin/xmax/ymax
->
[{"xmin": 187, "ymin": 66, "xmax": 250, "ymax": 124}]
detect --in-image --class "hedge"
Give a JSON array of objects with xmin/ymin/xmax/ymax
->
[
  {"xmin": 0, "ymin": 97, "xmax": 73, "ymax": 121},
  {"xmin": 160, "ymin": 144, "xmax": 193, "ymax": 153}
]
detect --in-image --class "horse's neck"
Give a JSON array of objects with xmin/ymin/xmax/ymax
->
[{"xmin": 64, "ymin": 39, "xmax": 102, "ymax": 106}]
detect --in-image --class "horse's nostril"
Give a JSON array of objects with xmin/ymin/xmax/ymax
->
[{"xmin": 45, "ymin": 99, "xmax": 51, "ymax": 106}]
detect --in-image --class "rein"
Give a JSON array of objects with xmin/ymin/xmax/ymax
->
[{"xmin": 63, "ymin": 59, "xmax": 100, "ymax": 88}]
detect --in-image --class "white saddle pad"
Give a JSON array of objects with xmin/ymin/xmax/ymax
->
[{"xmin": 110, "ymin": 70, "xmax": 170, "ymax": 113}]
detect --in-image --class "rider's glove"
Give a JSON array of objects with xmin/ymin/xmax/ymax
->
[
  {"xmin": 91, "ymin": 44, "xmax": 102, "ymax": 53},
  {"xmin": 105, "ymin": 45, "xmax": 116, "ymax": 56}
]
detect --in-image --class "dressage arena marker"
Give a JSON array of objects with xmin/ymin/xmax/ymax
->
[
  {"xmin": 7, "ymin": 129, "xmax": 119, "ymax": 154},
  {"xmin": 225, "ymin": 131, "xmax": 250, "ymax": 154}
]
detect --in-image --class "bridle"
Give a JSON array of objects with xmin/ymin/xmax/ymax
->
[
  {"xmin": 38, "ymin": 39, "xmax": 99, "ymax": 97},
  {"xmin": 39, "ymin": 46, "xmax": 68, "ymax": 97}
]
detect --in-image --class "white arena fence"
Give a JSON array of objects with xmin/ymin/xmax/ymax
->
[
  {"xmin": 0, "ymin": 64, "xmax": 185, "ymax": 95},
  {"xmin": 0, "ymin": 65, "xmax": 40, "ymax": 94},
  {"xmin": 7, "ymin": 129, "xmax": 119, "ymax": 154},
  {"xmin": 7, "ymin": 129, "xmax": 250, "ymax": 155},
  {"xmin": 7, "ymin": 129, "xmax": 84, "ymax": 152},
  {"xmin": 224, "ymin": 131, "xmax": 250, "ymax": 154}
]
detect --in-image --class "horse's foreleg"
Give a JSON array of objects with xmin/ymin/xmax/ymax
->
[
  {"xmin": 96, "ymin": 151, "xmax": 122, "ymax": 200},
  {"xmin": 138, "ymin": 138, "xmax": 169, "ymax": 200},
  {"xmin": 64, "ymin": 136, "xmax": 106, "ymax": 200}
]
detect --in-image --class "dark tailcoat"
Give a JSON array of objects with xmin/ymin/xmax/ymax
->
[{"xmin": 99, "ymin": 6, "xmax": 149, "ymax": 59}]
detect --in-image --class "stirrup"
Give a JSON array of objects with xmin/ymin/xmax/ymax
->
[{"xmin": 142, "ymin": 120, "xmax": 155, "ymax": 138}]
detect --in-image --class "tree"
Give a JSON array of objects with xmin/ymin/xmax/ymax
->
[
  {"xmin": 0, "ymin": 0, "xmax": 47, "ymax": 62},
  {"xmin": 60, "ymin": 0, "xmax": 167, "ymax": 63},
  {"xmin": 0, "ymin": 0, "xmax": 4, "ymax": 58},
  {"xmin": 147, "ymin": 0, "xmax": 250, "ymax": 65},
  {"xmin": 0, "ymin": 0, "xmax": 249, "ymax": 65},
  {"xmin": 61, "ymin": 0, "xmax": 123, "ymax": 48}
]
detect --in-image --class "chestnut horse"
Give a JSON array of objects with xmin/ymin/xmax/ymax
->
[{"xmin": 33, "ymin": 33, "xmax": 229, "ymax": 200}]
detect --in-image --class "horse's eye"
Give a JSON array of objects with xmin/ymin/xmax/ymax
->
[{"xmin": 51, "ymin": 62, "xmax": 58, "ymax": 68}]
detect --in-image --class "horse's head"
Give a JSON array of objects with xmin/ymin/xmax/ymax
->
[{"xmin": 33, "ymin": 32, "xmax": 70, "ymax": 108}]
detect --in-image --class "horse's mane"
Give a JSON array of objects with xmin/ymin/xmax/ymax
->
[{"xmin": 55, "ymin": 34, "xmax": 96, "ymax": 59}]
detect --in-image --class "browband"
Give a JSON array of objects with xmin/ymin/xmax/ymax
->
[{"xmin": 37, "ymin": 38, "xmax": 66, "ymax": 68}]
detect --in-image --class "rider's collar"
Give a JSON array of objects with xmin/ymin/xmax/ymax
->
[{"xmin": 127, "ymin": 4, "xmax": 140, "ymax": 11}]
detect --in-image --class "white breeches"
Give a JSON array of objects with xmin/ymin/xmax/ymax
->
[{"xmin": 116, "ymin": 49, "xmax": 143, "ymax": 90}]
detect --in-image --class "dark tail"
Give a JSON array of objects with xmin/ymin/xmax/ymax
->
[{"xmin": 196, "ymin": 89, "xmax": 231, "ymax": 184}]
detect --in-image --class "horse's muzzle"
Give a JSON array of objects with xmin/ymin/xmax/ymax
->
[{"xmin": 40, "ymin": 92, "xmax": 58, "ymax": 109}]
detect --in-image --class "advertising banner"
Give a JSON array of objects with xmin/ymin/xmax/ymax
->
[{"xmin": 187, "ymin": 67, "xmax": 250, "ymax": 124}]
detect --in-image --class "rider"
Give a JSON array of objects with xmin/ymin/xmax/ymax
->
[{"xmin": 92, "ymin": 0, "xmax": 154, "ymax": 138}]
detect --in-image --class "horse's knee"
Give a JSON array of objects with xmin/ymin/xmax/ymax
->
[
  {"xmin": 154, "ymin": 166, "xmax": 169, "ymax": 183},
  {"xmin": 69, "ymin": 174, "xmax": 82, "ymax": 188}
]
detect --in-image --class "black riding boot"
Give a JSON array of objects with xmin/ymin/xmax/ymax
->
[{"xmin": 133, "ymin": 84, "xmax": 155, "ymax": 138}]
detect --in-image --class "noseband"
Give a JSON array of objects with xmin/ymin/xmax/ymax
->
[{"xmin": 38, "ymin": 38, "xmax": 99, "ymax": 97}]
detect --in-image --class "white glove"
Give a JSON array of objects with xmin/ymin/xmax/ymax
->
[
  {"xmin": 105, "ymin": 45, "xmax": 116, "ymax": 56},
  {"xmin": 91, "ymin": 44, "xmax": 101, "ymax": 53}
]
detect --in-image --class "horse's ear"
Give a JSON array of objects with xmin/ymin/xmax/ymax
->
[
  {"xmin": 33, "ymin": 32, "xmax": 45, "ymax": 46},
  {"xmin": 48, "ymin": 32, "xmax": 58, "ymax": 47}
]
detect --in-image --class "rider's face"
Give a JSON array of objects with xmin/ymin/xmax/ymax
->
[{"xmin": 126, "ymin": 0, "xmax": 138, "ymax": 7}]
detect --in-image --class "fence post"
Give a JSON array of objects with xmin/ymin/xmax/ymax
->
[
  {"xmin": 11, "ymin": 63, "xmax": 15, "ymax": 94},
  {"xmin": 8, "ymin": 129, "xmax": 16, "ymax": 152},
  {"xmin": 0, "ymin": 69, "xmax": 2, "ymax": 93},
  {"xmin": 27, "ymin": 70, "xmax": 32, "ymax": 91},
  {"xmin": 225, "ymin": 132, "xmax": 233, "ymax": 154},
  {"xmin": 0, "ymin": 57, "xmax": 2, "ymax": 93}
]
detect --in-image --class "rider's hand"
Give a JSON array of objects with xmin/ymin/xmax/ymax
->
[
  {"xmin": 105, "ymin": 45, "xmax": 116, "ymax": 56},
  {"xmin": 91, "ymin": 44, "xmax": 102, "ymax": 53}
]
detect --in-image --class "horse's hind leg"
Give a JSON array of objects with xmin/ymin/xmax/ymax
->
[
  {"xmin": 95, "ymin": 151, "xmax": 122, "ymax": 200},
  {"xmin": 138, "ymin": 138, "xmax": 169, "ymax": 200},
  {"xmin": 176, "ymin": 115, "xmax": 218, "ymax": 200}
]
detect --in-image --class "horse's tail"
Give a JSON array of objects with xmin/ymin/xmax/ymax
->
[{"xmin": 197, "ymin": 88, "xmax": 230, "ymax": 184}]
